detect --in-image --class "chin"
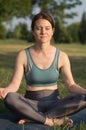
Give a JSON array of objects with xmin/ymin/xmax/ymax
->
[{"xmin": 39, "ymin": 39, "xmax": 49, "ymax": 43}]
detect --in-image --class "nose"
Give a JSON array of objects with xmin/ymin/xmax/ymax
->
[{"xmin": 40, "ymin": 28, "xmax": 45, "ymax": 34}]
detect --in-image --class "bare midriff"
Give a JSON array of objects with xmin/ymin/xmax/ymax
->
[{"xmin": 26, "ymin": 84, "xmax": 58, "ymax": 91}]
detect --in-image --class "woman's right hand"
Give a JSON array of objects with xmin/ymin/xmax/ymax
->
[{"xmin": 0, "ymin": 88, "xmax": 8, "ymax": 99}]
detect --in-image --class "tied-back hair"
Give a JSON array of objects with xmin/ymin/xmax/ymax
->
[{"xmin": 31, "ymin": 11, "xmax": 55, "ymax": 30}]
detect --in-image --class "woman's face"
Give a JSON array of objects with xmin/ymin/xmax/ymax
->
[{"xmin": 32, "ymin": 18, "xmax": 54, "ymax": 44}]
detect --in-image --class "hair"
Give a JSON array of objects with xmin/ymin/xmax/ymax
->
[{"xmin": 31, "ymin": 11, "xmax": 55, "ymax": 30}]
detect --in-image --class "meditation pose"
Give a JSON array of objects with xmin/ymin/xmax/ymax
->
[{"xmin": 0, "ymin": 11, "xmax": 86, "ymax": 127}]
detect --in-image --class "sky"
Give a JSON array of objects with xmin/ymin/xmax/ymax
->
[
  {"xmin": 67, "ymin": 0, "xmax": 86, "ymax": 24},
  {"xmin": 5, "ymin": 0, "xmax": 86, "ymax": 30}
]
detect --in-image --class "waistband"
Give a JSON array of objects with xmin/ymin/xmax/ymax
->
[{"xmin": 25, "ymin": 89, "xmax": 59, "ymax": 100}]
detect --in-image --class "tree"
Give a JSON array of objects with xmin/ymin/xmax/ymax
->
[
  {"xmin": 31, "ymin": 0, "xmax": 82, "ymax": 24},
  {"xmin": 67, "ymin": 22, "xmax": 80, "ymax": 43},
  {"xmin": 79, "ymin": 11, "xmax": 86, "ymax": 44},
  {"xmin": 54, "ymin": 20, "xmax": 62, "ymax": 43},
  {"xmin": 0, "ymin": 23, "xmax": 7, "ymax": 39},
  {"xmin": 0, "ymin": 0, "xmax": 82, "ymax": 24},
  {"xmin": 20, "ymin": 23, "xmax": 29, "ymax": 40},
  {"xmin": 54, "ymin": 20, "xmax": 72, "ymax": 43},
  {"xmin": 0, "ymin": 0, "xmax": 82, "ymax": 43},
  {"xmin": 13, "ymin": 24, "xmax": 21, "ymax": 39},
  {"xmin": 32, "ymin": 0, "xmax": 82, "ymax": 43},
  {"xmin": 13, "ymin": 23, "xmax": 29, "ymax": 40},
  {"xmin": 0, "ymin": 0, "xmax": 32, "ymax": 22}
]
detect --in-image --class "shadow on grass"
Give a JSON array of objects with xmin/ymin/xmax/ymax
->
[
  {"xmin": 0, "ymin": 52, "xmax": 17, "ymax": 69},
  {"xmin": 70, "ymin": 56, "xmax": 86, "ymax": 84}
]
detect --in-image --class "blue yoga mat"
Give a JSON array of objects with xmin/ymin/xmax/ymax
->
[{"xmin": 0, "ymin": 109, "xmax": 86, "ymax": 130}]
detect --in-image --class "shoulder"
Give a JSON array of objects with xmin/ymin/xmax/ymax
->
[
  {"xmin": 58, "ymin": 50, "xmax": 70, "ymax": 68},
  {"xmin": 17, "ymin": 47, "xmax": 31, "ymax": 58},
  {"xmin": 17, "ymin": 49, "xmax": 26, "ymax": 59},
  {"xmin": 60, "ymin": 50, "xmax": 69, "ymax": 59},
  {"xmin": 56, "ymin": 48, "xmax": 69, "ymax": 61},
  {"xmin": 15, "ymin": 49, "xmax": 28, "ymax": 66}
]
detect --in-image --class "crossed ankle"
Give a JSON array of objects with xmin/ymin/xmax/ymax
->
[
  {"xmin": 44, "ymin": 117, "xmax": 73, "ymax": 127},
  {"xmin": 44, "ymin": 117, "xmax": 53, "ymax": 126}
]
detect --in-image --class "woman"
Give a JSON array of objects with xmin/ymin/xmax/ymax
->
[{"xmin": 0, "ymin": 11, "xmax": 86, "ymax": 127}]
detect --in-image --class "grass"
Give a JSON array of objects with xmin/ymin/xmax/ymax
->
[{"xmin": 0, "ymin": 39, "xmax": 86, "ymax": 130}]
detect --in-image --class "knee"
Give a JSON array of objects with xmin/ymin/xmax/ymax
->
[{"xmin": 4, "ymin": 92, "xmax": 17, "ymax": 106}]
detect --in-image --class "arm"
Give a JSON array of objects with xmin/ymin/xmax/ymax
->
[
  {"xmin": 0, "ymin": 50, "xmax": 26, "ymax": 98},
  {"xmin": 59, "ymin": 51, "xmax": 86, "ymax": 94}
]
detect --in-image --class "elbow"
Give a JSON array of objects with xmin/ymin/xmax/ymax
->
[{"xmin": 67, "ymin": 83, "xmax": 76, "ymax": 93}]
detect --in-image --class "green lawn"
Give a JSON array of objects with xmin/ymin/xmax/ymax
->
[{"xmin": 0, "ymin": 39, "xmax": 86, "ymax": 129}]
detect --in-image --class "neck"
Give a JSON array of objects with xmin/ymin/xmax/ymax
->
[{"xmin": 34, "ymin": 42, "xmax": 51, "ymax": 52}]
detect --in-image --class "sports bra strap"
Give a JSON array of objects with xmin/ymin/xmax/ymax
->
[
  {"xmin": 53, "ymin": 48, "xmax": 60, "ymax": 70},
  {"xmin": 25, "ymin": 47, "xmax": 60, "ymax": 71},
  {"xmin": 25, "ymin": 48, "xmax": 32, "ymax": 71}
]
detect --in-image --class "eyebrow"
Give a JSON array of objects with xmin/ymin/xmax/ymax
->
[{"xmin": 35, "ymin": 25, "xmax": 51, "ymax": 28}]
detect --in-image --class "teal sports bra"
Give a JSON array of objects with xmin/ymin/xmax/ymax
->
[{"xmin": 24, "ymin": 48, "xmax": 60, "ymax": 87}]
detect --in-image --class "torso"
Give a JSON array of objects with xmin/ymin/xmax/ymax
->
[{"xmin": 24, "ymin": 45, "xmax": 61, "ymax": 91}]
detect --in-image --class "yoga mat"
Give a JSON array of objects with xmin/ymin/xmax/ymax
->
[{"xmin": 0, "ymin": 109, "xmax": 86, "ymax": 130}]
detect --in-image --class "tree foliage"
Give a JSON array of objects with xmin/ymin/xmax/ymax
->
[
  {"xmin": 79, "ymin": 12, "xmax": 86, "ymax": 44},
  {"xmin": 0, "ymin": 23, "xmax": 7, "ymax": 39},
  {"xmin": 67, "ymin": 22, "xmax": 80, "ymax": 42},
  {"xmin": 0, "ymin": 0, "xmax": 83, "ymax": 43},
  {"xmin": 31, "ymin": 0, "xmax": 82, "ymax": 43},
  {"xmin": 0, "ymin": 0, "xmax": 82, "ymax": 23},
  {"xmin": 0, "ymin": 0, "xmax": 32, "ymax": 22},
  {"xmin": 31, "ymin": 0, "xmax": 82, "ymax": 24},
  {"xmin": 54, "ymin": 20, "xmax": 72, "ymax": 43},
  {"xmin": 13, "ymin": 23, "xmax": 29, "ymax": 40}
]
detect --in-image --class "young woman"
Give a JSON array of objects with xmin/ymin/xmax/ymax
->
[{"xmin": 0, "ymin": 11, "xmax": 86, "ymax": 127}]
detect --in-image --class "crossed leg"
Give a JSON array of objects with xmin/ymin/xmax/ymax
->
[{"xmin": 4, "ymin": 92, "xmax": 86, "ymax": 127}]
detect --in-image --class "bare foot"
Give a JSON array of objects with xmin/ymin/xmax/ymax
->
[
  {"xmin": 18, "ymin": 119, "xmax": 33, "ymax": 124},
  {"xmin": 45, "ymin": 117, "xmax": 73, "ymax": 127},
  {"xmin": 65, "ymin": 118, "xmax": 73, "ymax": 128},
  {"xmin": 57, "ymin": 117, "xmax": 73, "ymax": 128},
  {"xmin": 18, "ymin": 119, "xmax": 26, "ymax": 124}
]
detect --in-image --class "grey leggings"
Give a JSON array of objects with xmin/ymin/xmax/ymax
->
[{"xmin": 4, "ymin": 89, "xmax": 86, "ymax": 124}]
